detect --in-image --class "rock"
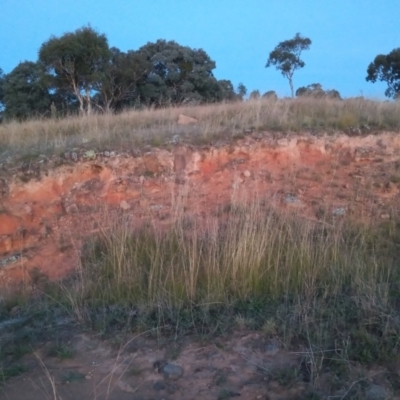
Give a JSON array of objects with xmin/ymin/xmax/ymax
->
[
  {"xmin": 153, "ymin": 380, "xmax": 166, "ymax": 391},
  {"xmin": 171, "ymin": 134, "xmax": 180, "ymax": 144},
  {"xmin": 119, "ymin": 200, "xmax": 131, "ymax": 211},
  {"xmin": 264, "ymin": 340, "xmax": 279, "ymax": 356},
  {"xmin": 158, "ymin": 362, "xmax": 184, "ymax": 381},
  {"xmin": 366, "ymin": 384, "xmax": 389, "ymax": 400},
  {"xmin": 84, "ymin": 150, "xmax": 96, "ymax": 160},
  {"xmin": 177, "ymin": 114, "xmax": 198, "ymax": 125},
  {"xmin": 71, "ymin": 152, "xmax": 78, "ymax": 162},
  {"xmin": 243, "ymin": 170, "xmax": 251, "ymax": 178},
  {"xmin": 65, "ymin": 204, "xmax": 79, "ymax": 214},
  {"xmin": 380, "ymin": 213, "xmax": 390, "ymax": 220},
  {"xmin": 284, "ymin": 194, "xmax": 304, "ymax": 208},
  {"xmin": 333, "ymin": 207, "xmax": 346, "ymax": 216}
]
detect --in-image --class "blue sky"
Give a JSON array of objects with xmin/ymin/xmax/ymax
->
[{"xmin": 1, "ymin": 0, "xmax": 399, "ymax": 99}]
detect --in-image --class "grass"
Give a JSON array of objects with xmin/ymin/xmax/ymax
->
[
  {"xmin": 13, "ymin": 200, "xmax": 393, "ymax": 366},
  {"xmin": 1, "ymin": 95, "xmax": 400, "ymax": 394},
  {"xmin": 1, "ymin": 97, "xmax": 400, "ymax": 164}
]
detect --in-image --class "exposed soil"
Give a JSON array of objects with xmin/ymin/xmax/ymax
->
[
  {"xmin": 1, "ymin": 131, "xmax": 400, "ymax": 287},
  {"xmin": 2, "ymin": 131, "xmax": 400, "ymax": 399},
  {"xmin": 2, "ymin": 329, "xmax": 397, "ymax": 400}
]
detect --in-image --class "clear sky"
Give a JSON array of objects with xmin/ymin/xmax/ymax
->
[{"xmin": 1, "ymin": 0, "xmax": 399, "ymax": 99}]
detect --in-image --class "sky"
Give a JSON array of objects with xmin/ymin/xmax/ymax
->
[{"xmin": 1, "ymin": 0, "xmax": 399, "ymax": 99}]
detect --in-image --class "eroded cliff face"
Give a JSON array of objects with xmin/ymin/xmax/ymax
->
[{"xmin": 1, "ymin": 132, "xmax": 400, "ymax": 286}]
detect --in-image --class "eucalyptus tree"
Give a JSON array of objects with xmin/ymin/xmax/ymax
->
[
  {"xmin": 266, "ymin": 33, "xmax": 312, "ymax": 98},
  {"xmin": 366, "ymin": 48, "xmax": 400, "ymax": 99},
  {"xmin": 136, "ymin": 39, "xmax": 233, "ymax": 105},
  {"xmin": 39, "ymin": 26, "xmax": 111, "ymax": 114},
  {"xmin": 2, "ymin": 61, "xmax": 52, "ymax": 119}
]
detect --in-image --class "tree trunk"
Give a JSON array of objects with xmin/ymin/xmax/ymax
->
[
  {"xmin": 289, "ymin": 78, "xmax": 294, "ymax": 98},
  {"xmin": 85, "ymin": 88, "xmax": 92, "ymax": 115}
]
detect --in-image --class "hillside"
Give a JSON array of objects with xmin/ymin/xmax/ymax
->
[{"xmin": 1, "ymin": 98, "xmax": 400, "ymax": 399}]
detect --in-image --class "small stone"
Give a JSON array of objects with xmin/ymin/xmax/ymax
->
[
  {"xmin": 104, "ymin": 151, "xmax": 110, "ymax": 157},
  {"xmin": 380, "ymin": 213, "xmax": 390, "ymax": 220},
  {"xmin": 84, "ymin": 150, "xmax": 96, "ymax": 160},
  {"xmin": 120, "ymin": 200, "xmax": 131, "ymax": 211},
  {"xmin": 71, "ymin": 152, "xmax": 78, "ymax": 162},
  {"xmin": 158, "ymin": 363, "xmax": 183, "ymax": 381},
  {"xmin": 366, "ymin": 384, "xmax": 389, "ymax": 400},
  {"xmin": 153, "ymin": 380, "xmax": 166, "ymax": 391},
  {"xmin": 65, "ymin": 204, "xmax": 79, "ymax": 214},
  {"xmin": 85, "ymin": 375, "xmax": 91, "ymax": 380},
  {"xmin": 264, "ymin": 340, "xmax": 279, "ymax": 356},
  {"xmin": 243, "ymin": 170, "xmax": 251, "ymax": 178},
  {"xmin": 333, "ymin": 207, "xmax": 346, "ymax": 216},
  {"xmin": 139, "ymin": 175, "xmax": 145, "ymax": 184}
]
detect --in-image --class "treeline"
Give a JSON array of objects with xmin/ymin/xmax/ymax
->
[
  {"xmin": 1, "ymin": 27, "xmax": 398, "ymax": 121},
  {"xmin": 0, "ymin": 26, "xmax": 250, "ymax": 120}
]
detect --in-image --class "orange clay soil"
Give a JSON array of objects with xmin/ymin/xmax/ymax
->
[{"xmin": 1, "ymin": 131, "xmax": 400, "ymax": 287}]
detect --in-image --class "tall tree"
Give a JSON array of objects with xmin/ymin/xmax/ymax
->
[
  {"xmin": 236, "ymin": 83, "xmax": 247, "ymax": 100},
  {"xmin": 366, "ymin": 48, "xmax": 400, "ymax": 99},
  {"xmin": 266, "ymin": 33, "xmax": 312, "ymax": 97},
  {"xmin": 94, "ymin": 47, "xmax": 150, "ymax": 112},
  {"xmin": 38, "ymin": 26, "xmax": 111, "ymax": 114},
  {"xmin": 3, "ymin": 61, "xmax": 52, "ymax": 120},
  {"xmin": 136, "ymin": 39, "xmax": 226, "ymax": 105}
]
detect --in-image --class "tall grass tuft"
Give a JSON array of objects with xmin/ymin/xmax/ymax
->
[{"xmin": 50, "ymin": 202, "xmax": 400, "ymax": 362}]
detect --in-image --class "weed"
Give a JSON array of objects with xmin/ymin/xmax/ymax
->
[
  {"xmin": 61, "ymin": 371, "xmax": 85, "ymax": 383},
  {"xmin": 0, "ymin": 365, "xmax": 27, "ymax": 385},
  {"xmin": 48, "ymin": 343, "xmax": 74, "ymax": 360}
]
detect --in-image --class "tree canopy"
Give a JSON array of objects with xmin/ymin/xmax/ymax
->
[
  {"xmin": 39, "ymin": 26, "xmax": 111, "ymax": 114},
  {"xmin": 1, "ymin": 26, "xmax": 249, "ymax": 120},
  {"xmin": 2, "ymin": 61, "xmax": 52, "ymax": 119},
  {"xmin": 135, "ymin": 39, "xmax": 235, "ymax": 105},
  {"xmin": 266, "ymin": 33, "xmax": 311, "ymax": 98},
  {"xmin": 296, "ymin": 83, "xmax": 341, "ymax": 99},
  {"xmin": 366, "ymin": 48, "xmax": 400, "ymax": 99}
]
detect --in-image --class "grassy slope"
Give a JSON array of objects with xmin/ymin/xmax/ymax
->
[
  {"xmin": 1, "ymin": 98, "xmax": 400, "ymax": 395},
  {"xmin": 1, "ymin": 97, "xmax": 400, "ymax": 163}
]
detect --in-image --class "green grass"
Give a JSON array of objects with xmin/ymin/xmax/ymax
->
[{"xmin": 0, "ymin": 365, "xmax": 27, "ymax": 385}]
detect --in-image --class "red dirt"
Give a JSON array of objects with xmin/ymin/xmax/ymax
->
[{"xmin": 1, "ymin": 132, "xmax": 400, "ymax": 287}]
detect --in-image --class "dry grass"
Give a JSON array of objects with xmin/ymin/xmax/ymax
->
[
  {"xmin": 1, "ymin": 97, "xmax": 400, "ymax": 163},
  {"xmin": 40, "ymin": 198, "xmax": 398, "ymax": 364}
]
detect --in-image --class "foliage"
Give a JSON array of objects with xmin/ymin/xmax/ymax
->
[
  {"xmin": 236, "ymin": 82, "xmax": 247, "ymax": 100},
  {"xmin": 366, "ymin": 48, "xmax": 400, "ymax": 99},
  {"xmin": 262, "ymin": 90, "xmax": 278, "ymax": 99},
  {"xmin": 2, "ymin": 61, "xmax": 52, "ymax": 120},
  {"xmin": 296, "ymin": 83, "xmax": 341, "ymax": 99},
  {"xmin": 39, "ymin": 26, "xmax": 111, "ymax": 114},
  {"xmin": 136, "ymin": 39, "xmax": 234, "ymax": 105},
  {"xmin": 249, "ymin": 90, "xmax": 261, "ymax": 99},
  {"xmin": 266, "ymin": 33, "xmax": 312, "ymax": 97},
  {"xmin": 94, "ymin": 47, "xmax": 150, "ymax": 112}
]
